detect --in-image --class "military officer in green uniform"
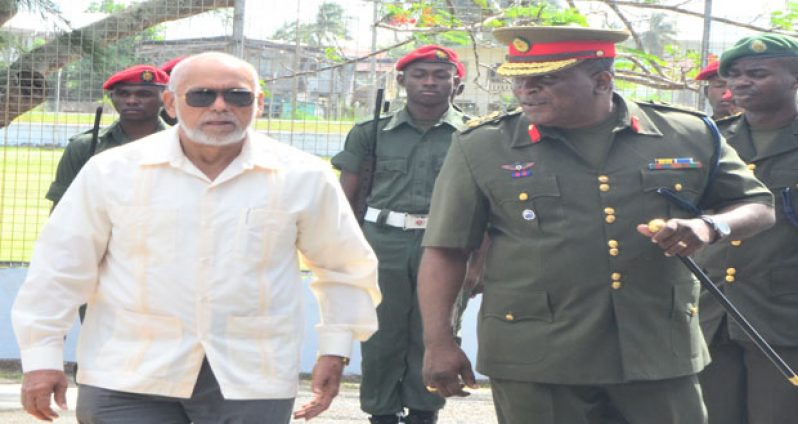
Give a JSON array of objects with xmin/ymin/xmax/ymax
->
[
  {"xmin": 46, "ymin": 64, "xmax": 169, "ymax": 206},
  {"xmin": 417, "ymin": 26, "xmax": 775, "ymax": 424},
  {"xmin": 332, "ymin": 45, "xmax": 471, "ymax": 424},
  {"xmin": 696, "ymin": 34, "xmax": 798, "ymax": 424}
]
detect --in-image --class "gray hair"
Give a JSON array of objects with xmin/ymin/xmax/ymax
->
[{"xmin": 168, "ymin": 51, "xmax": 261, "ymax": 94}]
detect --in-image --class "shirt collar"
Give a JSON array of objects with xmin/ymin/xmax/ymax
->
[
  {"xmin": 510, "ymin": 93, "xmax": 663, "ymax": 148},
  {"xmin": 383, "ymin": 105, "xmax": 467, "ymax": 132},
  {"xmin": 137, "ymin": 127, "xmax": 284, "ymax": 171}
]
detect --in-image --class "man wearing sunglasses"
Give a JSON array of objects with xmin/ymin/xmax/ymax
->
[
  {"xmin": 696, "ymin": 34, "xmax": 798, "ymax": 424},
  {"xmin": 46, "ymin": 64, "xmax": 170, "ymax": 208},
  {"xmin": 13, "ymin": 52, "xmax": 380, "ymax": 424},
  {"xmin": 332, "ymin": 45, "xmax": 473, "ymax": 424}
]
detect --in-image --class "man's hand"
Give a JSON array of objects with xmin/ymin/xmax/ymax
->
[
  {"xmin": 636, "ymin": 217, "xmax": 714, "ymax": 257},
  {"xmin": 423, "ymin": 340, "xmax": 477, "ymax": 398},
  {"xmin": 293, "ymin": 355, "xmax": 345, "ymax": 420},
  {"xmin": 20, "ymin": 369, "xmax": 68, "ymax": 422}
]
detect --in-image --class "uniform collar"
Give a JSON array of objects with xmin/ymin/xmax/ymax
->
[
  {"xmin": 108, "ymin": 118, "xmax": 169, "ymax": 143},
  {"xmin": 383, "ymin": 105, "xmax": 467, "ymax": 132},
  {"xmin": 730, "ymin": 114, "xmax": 798, "ymax": 161},
  {"xmin": 511, "ymin": 93, "xmax": 663, "ymax": 148}
]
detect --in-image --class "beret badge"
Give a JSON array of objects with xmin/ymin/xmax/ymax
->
[
  {"xmin": 140, "ymin": 70, "xmax": 155, "ymax": 82},
  {"xmin": 435, "ymin": 49, "xmax": 449, "ymax": 60},
  {"xmin": 513, "ymin": 37, "xmax": 531, "ymax": 53},
  {"xmin": 750, "ymin": 39, "xmax": 767, "ymax": 53}
]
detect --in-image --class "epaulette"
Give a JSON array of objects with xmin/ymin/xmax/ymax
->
[
  {"xmin": 461, "ymin": 108, "xmax": 522, "ymax": 134},
  {"xmin": 636, "ymin": 100, "xmax": 708, "ymax": 119},
  {"xmin": 354, "ymin": 113, "xmax": 392, "ymax": 127}
]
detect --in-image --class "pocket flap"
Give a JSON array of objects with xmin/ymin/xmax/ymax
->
[{"xmin": 482, "ymin": 288, "xmax": 552, "ymax": 322}]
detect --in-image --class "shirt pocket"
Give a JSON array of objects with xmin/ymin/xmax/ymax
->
[
  {"xmin": 487, "ymin": 176, "xmax": 562, "ymax": 234},
  {"xmin": 372, "ymin": 157, "xmax": 408, "ymax": 197},
  {"xmin": 640, "ymin": 169, "xmax": 704, "ymax": 218},
  {"xmin": 235, "ymin": 209, "xmax": 296, "ymax": 264},
  {"xmin": 479, "ymin": 288, "xmax": 553, "ymax": 364},
  {"xmin": 108, "ymin": 207, "xmax": 178, "ymax": 262},
  {"xmin": 224, "ymin": 313, "xmax": 298, "ymax": 383},
  {"xmin": 95, "ymin": 308, "xmax": 183, "ymax": 378},
  {"xmin": 670, "ymin": 280, "xmax": 702, "ymax": 359}
]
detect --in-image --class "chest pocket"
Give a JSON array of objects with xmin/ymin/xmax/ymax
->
[
  {"xmin": 235, "ymin": 209, "xmax": 296, "ymax": 264},
  {"xmin": 641, "ymin": 169, "xmax": 705, "ymax": 218},
  {"xmin": 487, "ymin": 175, "xmax": 562, "ymax": 234},
  {"xmin": 770, "ymin": 169, "xmax": 798, "ymax": 228}
]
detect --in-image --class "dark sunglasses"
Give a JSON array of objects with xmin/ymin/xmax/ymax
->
[{"xmin": 183, "ymin": 88, "xmax": 255, "ymax": 108}]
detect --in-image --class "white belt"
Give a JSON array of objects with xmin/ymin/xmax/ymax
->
[{"xmin": 364, "ymin": 207, "xmax": 428, "ymax": 230}]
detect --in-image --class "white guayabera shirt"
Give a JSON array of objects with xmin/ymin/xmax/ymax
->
[{"xmin": 13, "ymin": 127, "xmax": 380, "ymax": 399}]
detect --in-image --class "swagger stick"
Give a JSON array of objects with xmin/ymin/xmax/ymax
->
[{"xmin": 648, "ymin": 219, "xmax": 798, "ymax": 386}]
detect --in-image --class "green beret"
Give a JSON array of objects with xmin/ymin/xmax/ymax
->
[{"xmin": 719, "ymin": 33, "xmax": 798, "ymax": 76}]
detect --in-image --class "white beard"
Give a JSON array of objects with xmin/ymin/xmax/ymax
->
[{"xmin": 176, "ymin": 103, "xmax": 258, "ymax": 146}]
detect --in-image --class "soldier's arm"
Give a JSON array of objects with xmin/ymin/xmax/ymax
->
[
  {"xmin": 418, "ymin": 247, "xmax": 477, "ymax": 397},
  {"xmin": 338, "ymin": 170, "xmax": 361, "ymax": 214}
]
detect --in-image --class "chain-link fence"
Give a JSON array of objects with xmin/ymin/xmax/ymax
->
[{"xmin": 0, "ymin": 0, "xmax": 788, "ymax": 264}]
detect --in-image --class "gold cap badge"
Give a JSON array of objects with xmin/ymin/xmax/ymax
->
[
  {"xmin": 750, "ymin": 40, "xmax": 767, "ymax": 53},
  {"xmin": 140, "ymin": 70, "xmax": 154, "ymax": 82},
  {"xmin": 512, "ymin": 37, "xmax": 531, "ymax": 53}
]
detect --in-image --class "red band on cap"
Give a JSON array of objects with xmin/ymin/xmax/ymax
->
[{"xmin": 508, "ymin": 40, "xmax": 616, "ymax": 62}]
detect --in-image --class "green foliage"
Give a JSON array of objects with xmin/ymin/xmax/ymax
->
[
  {"xmin": 500, "ymin": 4, "xmax": 587, "ymax": 27},
  {"xmin": 770, "ymin": 2, "xmax": 798, "ymax": 31},
  {"xmin": 271, "ymin": 1, "xmax": 351, "ymax": 49}
]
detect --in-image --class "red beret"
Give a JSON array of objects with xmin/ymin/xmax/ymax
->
[
  {"xmin": 695, "ymin": 60, "xmax": 719, "ymax": 81},
  {"xmin": 160, "ymin": 56, "xmax": 187, "ymax": 75},
  {"xmin": 102, "ymin": 65, "xmax": 169, "ymax": 90},
  {"xmin": 396, "ymin": 45, "xmax": 465, "ymax": 78}
]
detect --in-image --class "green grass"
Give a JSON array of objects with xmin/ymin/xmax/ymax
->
[{"xmin": 0, "ymin": 147, "xmax": 61, "ymax": 264}]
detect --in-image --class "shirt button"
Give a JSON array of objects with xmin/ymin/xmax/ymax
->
[
  {"xmin": 598, "ymin": 175, "xmax": 610, "ymax": 183},
  {"xmin": 609, "ymin": 248, "xmax": 619, "ymax": 256},
  {"xmin": 611, "ymin": 281, "xmax": 622, "ymax": 290},
  {"xmin": 599, "ymin": 183, "xmax": 611, "ymax": 192},
  {"xmin": 730, "ymin": 240, "xmax": 742, "ymax": 246},
  {"xmin": 611, "ymin": 272, "xmax": 622, "ymax": 281},
  {"xmin": 604, "ymin": 207, "xmax": 615, "ymax": 215},
  {"xmin": 747, "ymin": 163, "xmax": 757, "ymax": 171},
  {"xmin": 726, "ymin": 267, "xmax": 736, "ymax": 276},
  {"xmin": 688, "ymin": 305, "xmax": 699, "ymax": 317},
  {"xmin": 505, "ymin": 313, "xmax": 515, "ymax": 321},
  {"xmin": 605, "ymin": 215, "xmax": 616, "ymax": 224},
  {"xmin": 608, "ymin": 240, "xmax": 619, "ymax": 248},
  {"xmin": 725, "ymin": 275, "xmax": 735, "ymax": 283},
  {"xmin": 519, "ymin": 192, "xmax": 529, "ymax": 201},
  {"xmin": 674, "ymin": 183, "xmax": 683, "ymax": 192}
]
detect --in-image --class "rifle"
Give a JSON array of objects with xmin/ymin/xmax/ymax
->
[
  {"xmin": 354, "ymin": 88, "xmax": 384, "ymax": 224},
  {"xmin": 88, "ymin": 105, "xmax": 104, "ymax": 156}
]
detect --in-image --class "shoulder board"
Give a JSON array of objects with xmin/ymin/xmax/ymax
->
[
  {"xmin": 636, "ymin": 100, "xmax": 708, "ymax": 118},
  {"xmin": 354, "ymin": 113, "xmax": 392, "ymax": 127},
  {"xmin": 714, "ymin": 112, "xmax": 743, "ymax": 126},
  {"xmin": 461, "ymin": 108, "xmax": 522, "ymax": 134}
]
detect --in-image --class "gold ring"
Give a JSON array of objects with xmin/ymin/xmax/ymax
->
[
  {"xmin": 678, "ymin": 241, "xmax": 688, "ymax": 248},
  {"xmin": 426, "ymin": 385, "xmax": 438, "ymax": 392}
]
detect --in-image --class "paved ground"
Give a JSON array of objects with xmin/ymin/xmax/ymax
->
[{"xmin": 0, "ymin": 379, "xmax": 498, "ymax": 423}]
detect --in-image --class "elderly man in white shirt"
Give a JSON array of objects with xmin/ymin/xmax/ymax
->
[{"xmin": 12, "ymin": 51, "xmax": 380, "ymax": 423}]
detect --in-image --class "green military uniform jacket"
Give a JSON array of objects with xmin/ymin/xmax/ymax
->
[
  {"xmin": 332, "ymin": 106, "xmax": 469, "ymax": 214},
  {"xmin": 46, "ymin": 119, "xmax": 167, "ymax": 204},
  {"xmin": 423, "ymin": 94, "xmax": 772, "ymax": 384},
  {"xmin": 697, "ymin": 114, "xmax": 798, "ymax": 347}
]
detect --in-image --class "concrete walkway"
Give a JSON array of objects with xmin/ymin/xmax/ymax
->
[{"xmin": 0, "ymin": 381, "xmax": 498, "ymax": 423}]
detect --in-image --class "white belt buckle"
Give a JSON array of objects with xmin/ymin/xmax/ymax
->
[{"xmin": 404, "ymin": 214, "xmax": 428, "ymax": 230}]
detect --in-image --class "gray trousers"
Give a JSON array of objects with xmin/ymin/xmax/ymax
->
[
  {"xmin": 76, "ymin": 358, "xmax": 294, "ymax": 424},
  {"xmin": 491, "ymin": 375, "xmax": 707, "ymax": 424}
]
